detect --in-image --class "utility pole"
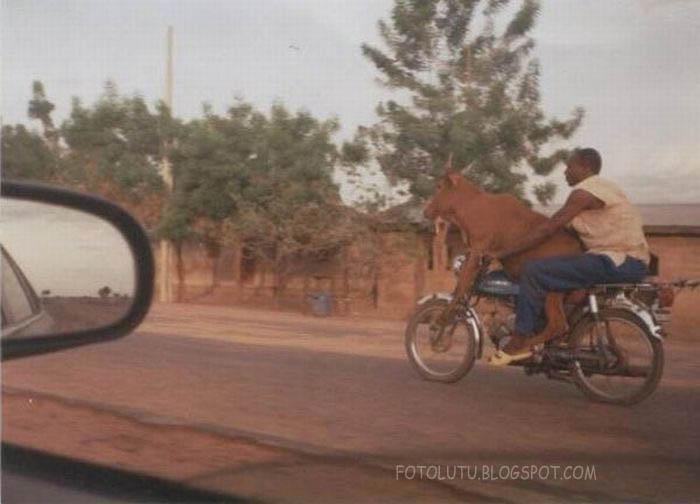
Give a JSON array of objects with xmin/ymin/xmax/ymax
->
[{"xmin": 159, "ymin": 26, "xmax": 174, "ymax": 303}]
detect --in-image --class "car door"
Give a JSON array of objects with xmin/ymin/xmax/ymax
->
[{"xmin": 1, "ymin": 245, "xmax": 53, "ymax": 339}]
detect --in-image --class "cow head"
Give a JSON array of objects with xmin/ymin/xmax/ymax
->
[{"xmin": 423, "ymin": 155, "xmax": 463, "ymax": 221}]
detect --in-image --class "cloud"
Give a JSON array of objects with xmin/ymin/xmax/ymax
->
[
  {"xmin": 640, "ymin": 0, "xmax": 700, "ymax": 7},
  {"xmin": 616, "ymin": 144, "xmax": 700, "ymax": 203}
]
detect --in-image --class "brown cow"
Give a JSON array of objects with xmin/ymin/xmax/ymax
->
[{"xmin": 423, "ymin": 167, "xmax": 583, "ymax": 357}]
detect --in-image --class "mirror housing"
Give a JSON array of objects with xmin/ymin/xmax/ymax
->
[{"xmin": 1, "ymin": 180, "xmax": 154, "ymax": 360}]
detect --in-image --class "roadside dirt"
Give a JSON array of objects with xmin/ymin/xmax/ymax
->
[
  {"xmin": 140, "ymin": 302, "xmax": 410, "ymax": 361},
  {"xmin": 43, "ymin": 297, "xmax": 131, "ymax": 333},
  {"xmin": 2, "ymin": 390, "xmax": 464, "ymax": 503},
  {"xmin": 2, "ymin": 389, "xmax": 292, "ymax": 481}
]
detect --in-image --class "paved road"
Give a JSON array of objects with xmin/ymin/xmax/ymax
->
[{"xmin": 3, "ymin": 305, "xmax": 700, "ymax": 502}]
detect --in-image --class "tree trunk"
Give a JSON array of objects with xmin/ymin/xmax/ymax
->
[
  {"xmin": 175, "ymin": 241, "xmax": 185, "ymax": 302},
  {"xmin": 302, "ymin": 274, "xmax": 310, "ymax": 315},
  {"xmin": 205, "ymin": 240, "xmax": 221, "ymax": 290},
  {"xmin": 273, "ymin": 260, "xmax": 286, "ymax": 309},
  {"xmin": 342, "ymin": 248, "xmax": 350, "ymax": 315}
]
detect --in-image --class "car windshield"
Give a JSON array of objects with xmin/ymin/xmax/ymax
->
[{"xmin": 3, "ymin": 2, "xmax": 700, "ymax": 503}]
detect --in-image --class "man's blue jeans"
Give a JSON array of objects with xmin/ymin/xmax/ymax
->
[{"xmin": 515, "ymin": 254, "xmax": 648, "ymax": 336}]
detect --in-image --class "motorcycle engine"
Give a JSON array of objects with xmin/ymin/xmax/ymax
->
[{"xmin": 484, "ymin": 307, "xmax": 516, "ymax": 350}]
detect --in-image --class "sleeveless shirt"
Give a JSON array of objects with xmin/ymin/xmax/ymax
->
[{"xmin": 570, "ymin": 175, "xmax": 650, "ymax": 266}]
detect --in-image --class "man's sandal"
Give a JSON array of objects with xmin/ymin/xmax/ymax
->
[{"xmin": 488, "ymin": 349, "xmax": 533, "ymax": 366}]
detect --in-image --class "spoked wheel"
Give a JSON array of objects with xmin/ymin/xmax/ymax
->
[
  {"xmin": 569, "ymin": 308, "xmax": 664, "ymax": 405},
  {"xmin": 405, "ymin": 299, "xmax": 477, "ymax": 383}
]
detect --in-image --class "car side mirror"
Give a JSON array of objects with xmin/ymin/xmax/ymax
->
[{"xmin": 1, "ymin": 180, "xmax": 154, "ymax": 360}]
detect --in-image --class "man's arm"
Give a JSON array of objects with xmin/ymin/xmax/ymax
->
[{"xmin": 495, "ymin": 189, "xmax": 603, "ymax": 260}]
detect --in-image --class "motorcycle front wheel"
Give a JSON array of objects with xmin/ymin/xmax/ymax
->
[
  {"xmin": 569, "ymin": 308, "xmax": 664, "ymax": 405},
  {"xmin": 405, "ymin": 299, "xmax": 477, "ymax": 383}
]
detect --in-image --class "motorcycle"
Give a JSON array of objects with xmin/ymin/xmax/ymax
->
[{"xmin": 405, "ymin": 254, "xmax": 697, "ymax": 405}]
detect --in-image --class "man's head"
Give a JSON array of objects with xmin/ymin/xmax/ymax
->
[{"xmin": 565, "ymin": 148, "xmax": 601, "ymax": 187}]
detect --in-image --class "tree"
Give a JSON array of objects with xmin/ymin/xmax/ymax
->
[
  {"xmin": 162, "ymin": 99, "xmax": 265, "ymax": 296},
  {"xmin": 358, "ymin": 0, "xmax": 583, "ymax": 204},
  {"xmin": 165, "ymin": 100, "xmax": 374, "ymax": 303},
  {"xmin": 3, "ymin": 81, "xmax": 168, "ymax": 227},
  {"xmin": 28, "ymin": 80, "xmax": 59, "ymax": 152},
  {"xmin": 2, "ymin": 81, "xmax": 59, "ymax": 181},
  {"xmin": 59, "ymin": 81, "xmax": 168, "ymax": 227},
  {"xmin": 1, "ymin": 124, "xmax": 56, "ymax": 181},
  {"xmin": 155, "ymin": 192, "xmax": 196, "ymax": 301},
  {"xmin": 224, "ymin": 103, "xmax": 359, "ymax": 300}
]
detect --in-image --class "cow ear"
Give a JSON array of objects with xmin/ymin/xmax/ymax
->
[{"xmin": 445, "ymin": 170, "xmax": 460, "ymax": 188}]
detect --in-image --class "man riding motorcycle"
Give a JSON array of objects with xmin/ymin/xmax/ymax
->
[{"xmin": 490, "ymin": 147, "xmax": 650, "ymax": 365}]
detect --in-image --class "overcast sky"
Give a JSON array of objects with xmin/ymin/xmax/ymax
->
[
  {"xmin": 2, "ymin": 0, "xmax": 699, "ymax": 204},
  {"xmin": 2, "ymin": 200, "xmax": 134, "ymax": 296}
]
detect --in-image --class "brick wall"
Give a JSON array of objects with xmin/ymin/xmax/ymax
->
[{"xmin": 154, "ymin": 231, "xmax": 699, "ymax": 338}]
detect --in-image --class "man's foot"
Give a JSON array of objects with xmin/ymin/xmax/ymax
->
[
  {"xmin": 488, "ymin": 333, "xmax": 532, "ymax": 367},
  {"xmin": 501, "ymin": 334, "xmax": 530, "ymax": 354},
  {"xmin": 489, "ymin": 349, "xmax": 533, "ymax": 366}
]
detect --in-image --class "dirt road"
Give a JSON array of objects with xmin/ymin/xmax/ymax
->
[{"xmin": 3, "ymin": 303, "xmax": 700, "ymax": 502}]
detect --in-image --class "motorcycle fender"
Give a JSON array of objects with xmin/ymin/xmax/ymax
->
[
  {"xmin": 586, "ymin": 301, "xmax": 664, "ymax": 341},
  {"xmin": 415, "ymin": 293, "xmax": 485, "ymax": 358},
  {"xmin": 612, "ymin": 301, "xmax": 664, "ymax": 341},
  {"xmin": 417, "ymin": 292, "xmax": 454, "ymax": 305}
]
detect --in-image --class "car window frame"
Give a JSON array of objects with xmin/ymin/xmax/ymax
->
[{"xmin": 2, "ymin": 245, "xmax": 42, "ymax": 327}]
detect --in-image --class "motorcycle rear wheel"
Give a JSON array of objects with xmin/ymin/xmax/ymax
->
[
  {"xmin": 568, "ymin": 308, "xmax": 664, "ymax": 405},
  {"xmin": 405, "ymin": 299, "xmax": 477, "ymax": 383}
]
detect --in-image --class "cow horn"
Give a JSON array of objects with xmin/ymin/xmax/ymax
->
[{"xmin": 445, "ymin": 153, "xmax": 454, "ymax": 172}]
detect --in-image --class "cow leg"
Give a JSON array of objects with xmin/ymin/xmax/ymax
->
[
  {"xmin": 502, "ymin": 292, "xmax": 568, "ymax": 353},
  {"xmin": 438, "ymin": 251, "xmax": 482, "ymax": 323},
  {"xmin": 528, "ymin": 292, "xmax": 569, "ymax": 346},
  {"xmin": 432, "ymin": 252, "xmax": 483, "ymax": 351}
]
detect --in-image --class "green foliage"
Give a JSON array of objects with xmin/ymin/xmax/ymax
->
[
  {"xmin": 169, "ymin": 99, "xmax": 361, "ymax": 287},
  {"xmin": 155, "ymin": 196, "xmax": 194, "ymax": 243},
  {"xmin": 228, "ymin": 104, "xmax": 343, "ymax": 261},
  {"xmin": 27, "ymin": 80, "xmax": 58, "ymax": 147},
  {"xmin": 3, "ymin": 81, "xmax": 60, "ymax": 181},
  {"xmin": 60, "ymin": 82, "xmax": 166, "ymax": 199},
  {"xmin": 533, "ymin": 180, "xmax": 556, "ymax": 206},
  {"xmin": 1, "ymin": 125, "xmax": 56, "ymax": 181},
  {"xmin": 5, "ymin": 81, "xmax": 377, "ymax": 296},
  {"xmin": 360, "ymin": 0, "xmax": 583, "ymax": 203}
]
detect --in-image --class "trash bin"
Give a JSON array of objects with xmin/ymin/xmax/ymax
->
[{"xmin": 309, "ymin": 291, "xmax": 333, "ymax": 316}]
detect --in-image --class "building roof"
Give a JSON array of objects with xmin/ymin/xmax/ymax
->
[
  {"xmin": 538, "ymin": 204, "xmax": 700, "ymax": 237},
  {"xmin": 536, "ymin": 204, "xmax": 700, "ymax": 227},
  {"xmin": 371, "ymin": 198, "xmax": 434, "ymax": 232},
  {"xmin": 379, "ymin": 200, "xmax": 700, "ymax": 236},
  {"xmin": 377, "ymin": 198, "xmax": 429, "ymax": 227}
]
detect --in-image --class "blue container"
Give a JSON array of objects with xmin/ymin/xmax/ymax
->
[{"xmin": 310, "ymin": 291, "xmax": 333, "ymax": 316}]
